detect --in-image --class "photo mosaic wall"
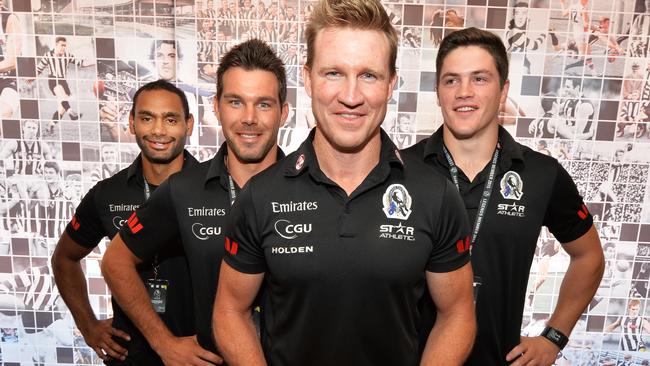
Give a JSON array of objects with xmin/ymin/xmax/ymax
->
[{"xmin": 0, "ymin": 0, "xmax": 649, "ymax": 364}]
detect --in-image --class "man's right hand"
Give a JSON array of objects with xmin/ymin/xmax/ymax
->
[
  {"xmin": 81, "ymin": 318, "xmax": 130, "ymax": 361},
  {"xmin": 157, "ymin": 335, "xmax": 223, "ymax": 366}
]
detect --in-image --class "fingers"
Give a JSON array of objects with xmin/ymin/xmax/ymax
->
[
  {"xmin": 102, "ymin": 336, "xmax": 129, "ymax": 359},
  {"xmin": 100, "ymin": 339, "xmax": 128, "ymax": 361},
  {"xmin": 109, "ymin": 326, "xmax": 132, "ymax": 341},
  {"xmin": 91, "ymin": 345, "xmax": 111, "ymax": 361},
  {"xmin": 506, "ymin": 344, "xmax": 524, "ymax": 362},
  {"xmin": 198, "ymin": 349, "xmax": 224, "ymax": 364}
]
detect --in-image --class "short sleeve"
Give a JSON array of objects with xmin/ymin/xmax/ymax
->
[
  {"xmin": 65, "ymin": 185, "xmax": 106, "ymax": 248},
  {"xmin": 223, "ymin": 182, "xmax": 266, "ymax": 274},
  {"xmin": 427, "ymin": 180, "xmax": 471, "ymax": 273},
  {"xmin": 543, "ymin": 163, "xmax": 593, "ymax": 243},
  {"xmin": 119, "ymin": 179, "xmax": 181, "ymax": 261}
]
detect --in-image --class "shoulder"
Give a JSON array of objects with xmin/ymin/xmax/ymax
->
[
  {"xmin": 246, "ymin": 151, "xmax": 297, "ymax": 190},
  {"xmin": 168, "ymin": 159, "xmax": 212, "ymax": 186},
  {"xmin": 401, "ymin": 137, "xmax": 428, "ymax": 159},
  {"xmin": 92, "ymin": 166, "xmax": 131, "ymax": 192}
]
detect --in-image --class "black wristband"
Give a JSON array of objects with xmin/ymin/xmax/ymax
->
[{"xmin": 541, "ymin": 326, "xmax": 569, "ymax": 350}]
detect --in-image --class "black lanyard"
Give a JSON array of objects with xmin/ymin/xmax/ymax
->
[
  {"xmin": 228, "ymin": 174, "xmax": 237, "ymax": 206},
  {"xmin": 442, "ymin": 144, "xmax": 500, "ymax": 246},
  {"xmin": 143, "ymin": 176, "xmax": 159, "ymax": 278}
]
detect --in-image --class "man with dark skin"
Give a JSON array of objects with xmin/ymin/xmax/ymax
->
[{"xmin": 52, "ymin": 80, "xmax": 197, "ymax": 364}]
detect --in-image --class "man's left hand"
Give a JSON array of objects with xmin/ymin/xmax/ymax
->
[{"xmin": 506, "ymin": 336, "xmax": 560, "ymax": 366}]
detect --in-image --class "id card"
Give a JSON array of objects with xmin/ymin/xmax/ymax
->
[
  {"xmin": 146, "ymin": 279, "xmax": 169, "ymax": 313},
  {"xmin": 472, "ymin": 276, "xmax": 482, "ymax": 304}
]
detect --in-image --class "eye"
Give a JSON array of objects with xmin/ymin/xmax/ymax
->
[
  {"xmin": 325, "ymin": 71, "xmax": 340, "ymax": 78},
  {"xmin": 443, "ymin": 78, "xmax": 457, "ymax": 86},
  {"xmin": 474, "ymin": 76, "xmax": 488, "ymax": 84},
  {"xmin": 361, "ymin": 72, "xmax": 377, "ymax": 81},
  {"xmin": 140, "ymin": 116, "xmax": 152, "ymax": 122},
  {"xmin": 166, "ymin": 118, "xmax": 178, "ymax": 125},
  {"xmin": 229, "ymin": 99, "xmax": 242, "ymax": 107},
  {"xmin": 258, "ymin": 102, "xmax": 271, "ymax": 109}
]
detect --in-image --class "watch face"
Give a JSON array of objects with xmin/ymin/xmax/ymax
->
[{"xmin": 549, "ymin": 330, "xmax": 561, "ymax": 341}]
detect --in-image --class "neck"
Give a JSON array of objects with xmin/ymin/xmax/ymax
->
[
  {"xmin": 442, "ymin": 124, "xmax": 499, "ymax": 181},
  {"xmin": 226, "ymin": 146, "xmax": 279, "ymax": 188},
  {"xmin": 313, "ymin": 129, "xmax": 381, "ymax": 195},
  {"xmin": 142, "ymin": 153, "xmax": 185, "ymax": 186}
]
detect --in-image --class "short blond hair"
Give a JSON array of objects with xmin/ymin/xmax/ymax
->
[{"xmin": 304, "ymin": 0, "xmax": 397, "ymax": 76}]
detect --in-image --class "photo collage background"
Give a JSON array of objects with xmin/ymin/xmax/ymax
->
[{"xmin": 1, "ymin": 0, "xmax": 650, "ymax": 364}]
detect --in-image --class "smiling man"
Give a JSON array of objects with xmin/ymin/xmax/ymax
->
[
  {"xmin": 212, "ymin": 1, "xmax": 475, "ymax": 365},
  {"xmin": 52, "ymin": 79, "xmax": 198, "ymax": 364},
  {"xmin": 100, "ymin": 39, "xmax": 288, "ymax": 365},
  {"xmin": 404, "ymin": 27, "xmax": 604, "ymax": 366}
]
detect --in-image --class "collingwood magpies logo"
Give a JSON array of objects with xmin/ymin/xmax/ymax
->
[
  {"xmin": 382, "ymin": 184, "xmax": 412, "ymax": 220},
  {"xmin": 500, "ymin": 171, "xmax": 523, "ymax": 200}
]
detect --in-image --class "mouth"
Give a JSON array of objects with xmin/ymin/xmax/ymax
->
[
  {"xmin": 454, "ymin": 106, "xmax": 478, "ymax": 113},
  {"xmin": 145, "ymin": 138, "xmax": 174, "ymax": 150},
  {"xmin": 236, "ymin": 131, "xmax": 263, "ymax": 143}
]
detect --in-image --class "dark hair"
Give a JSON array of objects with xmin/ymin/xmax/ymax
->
[
  {"xmin": 216, "ymin": 39, "xmax": 287, "ymax": 104},
  {"xmin": 55, "ymin": 36, "xmax": 67, "ymax": 43},
  {"xmin": 149, "ymin": 40, "xmax": 183, "ymax": 60},
  {"xmin": 130, "ymin": 79, "xmax": 191, "ymax": 120},
  {"xmin": 540, "ymin": 92, "xmax": 557, "ymax": 113},
  {"xmin": 508, "ymin": 2, "xmax": 529, "ymax": 30},
  {"xmin": 43, "ymin": 161, "xmax": 61, "ymax": 174},
  {"xmin": 305, "ymin": 0, "xmax": 397, "ymax": 76},
  {"xmin": 436, "ymin": 27, "xmax": 509, "ymax": 88}
]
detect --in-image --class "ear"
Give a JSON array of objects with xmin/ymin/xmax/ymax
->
[
  {"xmin": 303, "ymin": 66, "xmax": 312, "ymax": 99},
  {"xmin": 499, "ymin": 79, "xmax": 510, "ymax": 106},
  {"xmin": 185, "ymin": 113, "xmax": 195, "ymax": 136},
  {"xmin": 386, "ymin": 73, "xmax": 398, "ymax": 102},
  {"xmin": 280, "ymin": 101, "xmax": 290, "ymax": 128},
  {"xmin": 128, "ymin": 112, "xmax": 136, "ymax": 135},
  {"xmin": 212, "ymin": 96, "xmax": 221, "ymax": 122}
]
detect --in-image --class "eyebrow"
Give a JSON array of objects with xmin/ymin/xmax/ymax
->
[
  {"xmin": 222, "ymin": 93, "xmax": 278, "ymax": 103},
  {"xmin": 137, "ymin": 110, "xmax": 181, "ymax": 118},
  {"xmin": 440, "ymin": 69, "xmax": 494, "ymax": 78}
]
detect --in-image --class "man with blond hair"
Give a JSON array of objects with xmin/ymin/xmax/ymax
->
[{"xmin": 213, "ymin": 0, "xmax": 476, "ymax": 365}]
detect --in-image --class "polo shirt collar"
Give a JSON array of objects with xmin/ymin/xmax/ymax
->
[
  {"xmin": 204, "ymin": 142, "xmax": 229, "ymax": 186},
  {"xmin": 422, "ymin": 125, "xmax": 524, "ymax": 171},
  {"xmin": 127, "ymin": 149, "xmax": 195, "ymax": 186},
  {"xmin": 206, "ymin": 142, "xmax": 286, "ymax": 187},
  {"xmin": 284, "ymin": 128, "xmax": 404, "ymax": 181}
]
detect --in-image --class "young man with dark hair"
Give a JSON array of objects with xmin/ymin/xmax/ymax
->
[
  {"xmin": 51, "ymin": 79, "xmax": 198, "ymax": 364},
  {"xmin": 101, "ymin": 39, "xmax": 288, "ymax": 365},
  {"xmin": 213, "ymin": 1, "xmax": 475, "ymax": 365},
  {"xmin": 405, "ymin": 27, "xmax": 605, "ymax": 366}
]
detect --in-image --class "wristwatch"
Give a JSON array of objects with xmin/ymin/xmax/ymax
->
[{"xmin": 540, "ymin": 326, "xmax": 569, "ymax": 350}]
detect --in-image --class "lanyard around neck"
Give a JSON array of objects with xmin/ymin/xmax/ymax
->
[{"xmin": 441, "ymin": 143, "xmax": 500, "ymax": 245}]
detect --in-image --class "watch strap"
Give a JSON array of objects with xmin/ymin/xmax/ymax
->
[{"xmin": 541, "ymin": 326, "xmax": 569, "ymax": 350}]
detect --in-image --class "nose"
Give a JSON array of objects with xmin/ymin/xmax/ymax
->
[
  {"xmin": 456, "ymin": 79, "xmax": 474, "ymax": 99},
  {"xmin": 338, "ymin": 77, "xmax": 364, "ymax": 108},
  {"xmin": 151, "ymin": 117, "xmax": 167, "ymax": 135},
  {"xmin": 242, "ymin": 104, "xmax": 257, "ymax": 126}
]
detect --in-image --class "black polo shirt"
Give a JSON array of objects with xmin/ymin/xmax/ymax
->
[
  {"xmin": 65, "ymin": 151, "xmax": 197, "ymax": 365},
  {"xmin": 119, "ymin": 143, "xmax": 283, "ymax": 354},
  {"xmin": 224, "ymin": 130, "xmax": 470, "ymax": 366},
  {"xmin": 404, "ymin": 126, "xmax": 593, "ymax": 366}
]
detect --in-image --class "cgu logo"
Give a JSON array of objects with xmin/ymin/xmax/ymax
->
[
  {"xmin": 191, "ymin": 223, "xmax": 222, "ymax": 240},
  {"xmin": 274, "ymin": 219, "xmax": 312, "ymax": 240},
  {"xmin": 112, "ymin": 216, "xmax": 127, "ymax": 230}
]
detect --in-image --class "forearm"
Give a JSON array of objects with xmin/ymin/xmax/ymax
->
[
  {"xmin": 421, "ymin": 305, "xmax": 475, "ymax": 365},
  {"xmin": 547, "ymin": 250, "xmax": 604, "ymax": 335},
  {"xmin": 214, "ymin": 309, "xmax": 266, "ymax": 366},
  {"xmin": 101, "ymin": 250, "xmax": 174, "ymax": 352},
  {"xmin": 52, "ymin": 256, "xmax": 99, "ymax": 334}
]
